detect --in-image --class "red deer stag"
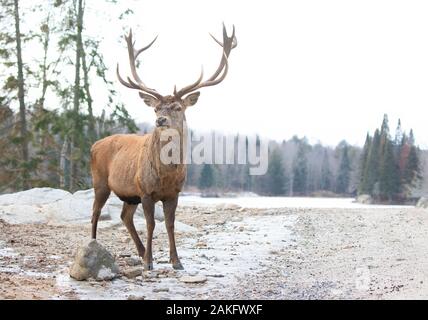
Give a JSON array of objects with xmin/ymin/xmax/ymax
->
[{"xmin": 90, "ymin": 24, "xmax": 237, "ymax": 270}]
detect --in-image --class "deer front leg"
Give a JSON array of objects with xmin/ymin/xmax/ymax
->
[
  {"xmin": 162, "ymin": 196, "xmax": 183, "ymax": 270},
  {"xmin": 142, "ymin": 195, "xmax": 155, "ymax": 271}
]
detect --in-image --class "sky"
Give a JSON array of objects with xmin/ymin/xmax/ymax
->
[{"xmin": 20, "ymin": 0, "xmax": 428, "ymax": 148}]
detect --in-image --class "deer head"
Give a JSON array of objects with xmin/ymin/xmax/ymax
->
[{"xmin": 116, "ymin": 24, "xmax": 237, "ymax": 132}]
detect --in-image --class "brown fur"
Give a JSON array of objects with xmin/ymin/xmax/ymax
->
[{"xmin": 90, "ymin": 124, "xmax": 187, "ymax": 270}]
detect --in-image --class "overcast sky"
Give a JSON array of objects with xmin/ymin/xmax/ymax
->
[{"xmin": 62, "ymin": 1, "xmax": 428, "ymax": 148}]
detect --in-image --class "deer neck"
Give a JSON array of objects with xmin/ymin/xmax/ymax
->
[{"xmin": 149, "ymin": 126, "xmax": 186, "ymax": 178}]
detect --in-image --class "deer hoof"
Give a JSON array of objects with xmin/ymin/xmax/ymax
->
[
  {"xmin": 172, "ymin": 262, "xmax": 184, "ymax": 270},
  {"xmin": 144, "ymin": 262, "xmax": 153, "ymax": 271}
]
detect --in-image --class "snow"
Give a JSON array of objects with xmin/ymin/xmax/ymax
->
[{"xmin": 179, "ymin": 195, "xmax": 413, "ymax": 209}]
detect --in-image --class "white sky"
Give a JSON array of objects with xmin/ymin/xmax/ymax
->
[{"xmin": 23, "ymin": 0, "xmax": 428, "ymax": 148}]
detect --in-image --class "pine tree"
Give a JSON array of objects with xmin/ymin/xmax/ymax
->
[
  {"xmin": 198, "ymin": 164, "xmax": 214, "ymax": 191},
  {"xmin": 379, "ymin": 139, "xmax": 400, "ymax": 201},
  {"xmin": 358, "ymin": 133, "xmax": 372, "ymax": 194},
  {"xmin": 292, "ymin": 141, "xmax": 308, "ymax": 195},
  {"xmin": 336, "ymin": 144, "xmax": 351, "ymax": 194},
  {"xmin": 364, "ymin": 129, "xmax": 381, "ymax": 196},
  {"xmin": 402, "ymin": 131, "xmax": 422, "ymax": 196},
  {"xmin": 266, "ymin": 147, "xmax": 286, "ymax": 195}
]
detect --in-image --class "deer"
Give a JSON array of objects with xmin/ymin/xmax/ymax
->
[{"xmin": 90, "ymin": 24, "xmax": 237, "ymax": 271}]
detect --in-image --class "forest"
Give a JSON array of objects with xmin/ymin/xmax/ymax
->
[{"xmin": 0, "ymin": 1, "xmax": 424, "ymax": 202}]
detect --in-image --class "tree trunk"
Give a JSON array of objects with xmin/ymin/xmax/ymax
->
[
  {"xmin": 13, "ymin": 0, "xmax": 30, "ymax": 190},
  {"xmin": 70, "ymin": 0, "xmax": 84, "ymax": 191},
  {"xmin": 81, "ymin": 45, "xmax": 96, "ymax": 143}
]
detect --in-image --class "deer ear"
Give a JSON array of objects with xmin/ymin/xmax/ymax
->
[
  {"xmin": 183, "ymin": 92, "xmax": 200, "ymax": 107},
  {"xmin": 139, "ymin": 92, "xmax": 158, "ymax": 107}
]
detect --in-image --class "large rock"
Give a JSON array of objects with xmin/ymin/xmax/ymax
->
[
  {"xmin": 69, "ymin": 239, "xmax": 119, "ymax": 281},
  {"xmin": 0, "ymin": 188, "xmax": 71, "ymax": 206},
  {"xmin": 416, "ymin": 197, "xmax": 428, "ymax": 209},
  {"xmin": 0, "ymin": 187, "xmax": 169, "ymax": 225},
  {"xmin": 356, "ymin": 194, "xmax": 373, "ymax": 205}
]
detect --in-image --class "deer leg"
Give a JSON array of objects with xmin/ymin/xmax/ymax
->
[
  {"xmin": 91, "ymin": 187, "xmax": 111, "ymax": 239},
  {"xmin": 162, "ymin": 196, "xmax": 183, "ymax": 270},
  {"xmin": 121, "ymin": 202, "xmax": 145, "ymax": 259},
  {"xmin": 142, "ymin": 195, "xmax": 155, "ymax": 271}
]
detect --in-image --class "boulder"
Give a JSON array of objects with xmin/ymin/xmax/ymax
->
[
  {"xmin": 416, "ymin": 197, "xmax": 428, "ymax": 209},
  {"xmin": 356, "ymin": 194, "xmax": 373, "ymax": 205},
  {"xmin": 69, "ymin": 239, "xmax": 119, "ymax": 281},
  {"xmin": 0, "ymin": 188, "xmax": 71, "ymax": 206}
]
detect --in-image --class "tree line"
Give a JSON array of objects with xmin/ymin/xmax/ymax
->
[
  {"xmin": 183, "ymin": 131, "xmax": 360, "ymax": 197},
  {"xmin": 191, "ymin": 115, "xmax": 423, "ymax": 201}
]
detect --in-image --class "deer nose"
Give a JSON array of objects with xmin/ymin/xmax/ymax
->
[{"xmin": 156, "ymin": 116, "xmax": 168, "ymax": 127}]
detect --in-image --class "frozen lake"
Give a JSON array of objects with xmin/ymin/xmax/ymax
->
[{"xmin": 179, "ymin": 195, "xmax": 412, "ymax": 209}]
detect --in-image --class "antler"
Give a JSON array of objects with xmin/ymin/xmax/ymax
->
[
  {"xmin": 116, "ymin": 29, "xmax": 163, "ymax": 100},
  {"xmin": 173, "ymin": 23, "xmax": 237, "ymax": 98}
]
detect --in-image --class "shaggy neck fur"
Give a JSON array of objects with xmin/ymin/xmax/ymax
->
[{"xmin": 149, "ymin": 125, "xmax": 186, "ymax": 179}]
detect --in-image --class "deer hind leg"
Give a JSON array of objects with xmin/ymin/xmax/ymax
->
[
  {"xmin": 91, "ymin": 186, "xmax": 111, "ymax": 239},
  {"xmin": 142, "ymin": 195, "xmax": 155, "ymax": 271},
  {"xmin": 121, "ymin": 202, "xmax": 145, "ymax": 259},
  {"xmin": 163, "ymin": 196, "xmax": 183, "ymax": 270}
]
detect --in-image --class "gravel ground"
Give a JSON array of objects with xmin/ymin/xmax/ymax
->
[{"xmin": 1, "ymin": 205, "xmax": 428, "ymax": 299}]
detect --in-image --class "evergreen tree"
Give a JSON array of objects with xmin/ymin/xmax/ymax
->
[
  {"xmin": 266, "ymin": 147, "xmax": 286, "ymax": 195},
  {"xmin": 292, "ymin": 141, "xmax": 308, "ymax": 195},
  {"xmin": 336, "ymin": 144, "xmax": 351, "ymax": 194},
  {"xmin": 363, "ymin": 129, "xmax": 381, "ymax": 196},
  {"xmin": 358, "ymin": 133, "xmax": 372, "ymax": 194},
  {"xmin": 402, "ymin": 133, "xmax": 422, "ymax": 195},
  {"xmin": 379, "ymin": 139, "xmax": 400, "ymax": 201},
  {"xmin": 198, "ymin": 164, "xmax": 214, "ymax": 191}
]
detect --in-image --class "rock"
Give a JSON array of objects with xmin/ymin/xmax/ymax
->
[
  {"xmin": 125, "ymin": 256, "xmax": 142, "ymax": 266},
  {"xmin": 127, "ymin": 295, "xmax": 145, "ymax": 300},
  {"xmin": 123, "ymin": 267, "xmax": 143, "ymax": 279},
  {"xmin": 179, "ymin": 275, "xmax": 207, "ymax": 284},
  {"xmin": 153, "ymin": 287, "xmax": 169, "ymax": 293},
  {"xmin": 356, "ymin": 194, "xmax": 373, "ymax": 205},
  {"xmin": 416, "ymin": 197, "xmax": 428, "ymax": 208},
  {"xmin": 0, "ymin": 187, "xmax": 71, "ymax": 206},
  {"xmin": 206, "ymin": 273, "xmax": 225, "ymax": 278},
  {"xmin": 195, "ymin": 241, "xmax": 207, "ymax": 248},
  {"xmin": 143, "ymin": 271, "xmax": 159, "ymax": 279},
  {"xmin": 69, "ymin": 239, "xmax": 119, "ymax": 281}
]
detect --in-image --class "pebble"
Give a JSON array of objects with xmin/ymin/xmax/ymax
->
[
  {"xmin": 127, "ymin": 295, "xmax": 145, "ymax": 300},
  {"xmin": 153, "ymin": 287, "xmax": 170, "ymax": 293},
  {"xmin": 179, "ymin": 275, "xmax": 208, "ymax": 284}
]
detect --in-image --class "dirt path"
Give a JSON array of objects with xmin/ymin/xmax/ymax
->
[{"xmin": 1, "ymin": 206, "xmax": 428, "ymax": 299}]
